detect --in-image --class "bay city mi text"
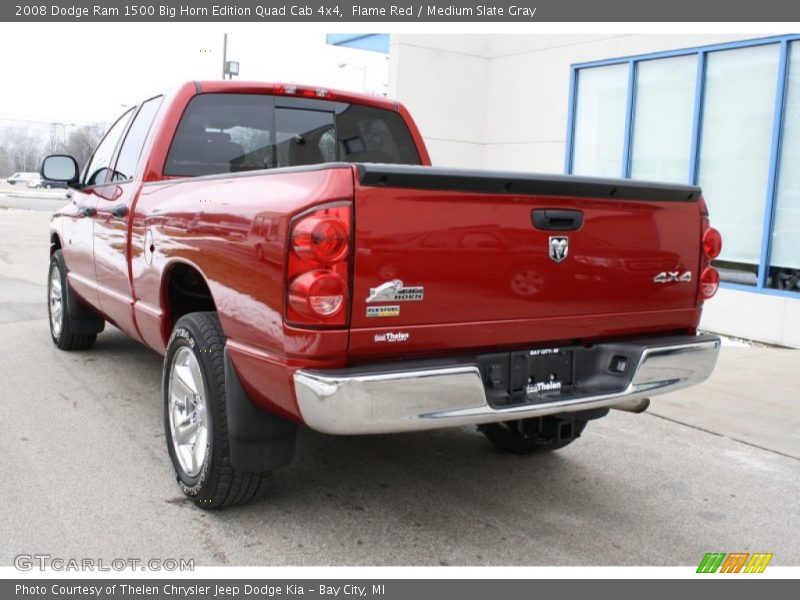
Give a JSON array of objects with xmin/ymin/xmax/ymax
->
[
  {"xmin": 16, "ymin": 584, "xmax": 386, "ymax": 598},
  {"xmin": 16, "ymin": 4, "xmax": 538, "ymax": 19}
]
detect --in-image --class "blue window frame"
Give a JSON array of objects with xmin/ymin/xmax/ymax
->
[{"xmin": 564, "ymin": 34, "xmax": 800, "ymax": 299}]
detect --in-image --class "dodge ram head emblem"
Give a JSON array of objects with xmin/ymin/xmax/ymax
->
[
  {"xmin": 548, "ymin": 237, "xmax": 569, "ymax": 263},
  {"xmin": 366, "ymin": 280, "xmax": 424, "ymax": 303}
]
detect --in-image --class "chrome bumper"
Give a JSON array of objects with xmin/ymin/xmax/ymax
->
[{"xmin": 293, "ymin": 335, "xmax": 720, "ymax": 435}]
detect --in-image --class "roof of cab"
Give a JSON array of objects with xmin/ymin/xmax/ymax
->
[{"xmin": 191, "ymin": 80, "xmax": 399, "ymax": 111}]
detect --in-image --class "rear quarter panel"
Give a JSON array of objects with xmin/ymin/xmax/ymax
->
[{"xmin": 131, "ymin": 166, "xmax": 354, "ymax": 419}]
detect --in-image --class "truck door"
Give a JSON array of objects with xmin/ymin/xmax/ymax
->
[
  {"xmin": 93, "ymin": 96, "xmax": 163, "ymax": 339},
  {"xmin": 61, "ymin": 108, "xmax": 134, "ymax": 314}
]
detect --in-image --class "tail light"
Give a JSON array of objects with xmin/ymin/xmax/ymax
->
[
  {"xmin": 702, "ymin": 227, "xmax": 722, "ymax": 260},
  {"xmin": 286, "ymin": 203, "xmax": 351, "ymax": 327},
  {"xmin": 699, "ymin": 267, "xmax": 720, "ymax": 300},
  {"xmin": 275, "ymin": 84, "xmax": 333, "ymax": 99},
  {"xmin": 698, "ymin": 215, "xmax": 723, "ymax": 303}
]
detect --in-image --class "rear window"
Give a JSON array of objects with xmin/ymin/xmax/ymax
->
[{"xmin": 164, "ymin": 93, "xmax": 421, "ymax": 177}]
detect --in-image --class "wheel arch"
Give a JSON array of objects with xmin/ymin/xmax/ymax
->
[
  {"xmin": 50, "ymin": 232, "xmax": 63, "ymax": 256},
  {"xmin": 161, "ymin": 259, "xmax": 219, "ymax": 342}
]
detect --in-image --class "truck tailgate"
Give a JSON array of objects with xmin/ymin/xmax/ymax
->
[{"xmin": 349, "ymin": 164, "xmax": 704, "ymax": 359}]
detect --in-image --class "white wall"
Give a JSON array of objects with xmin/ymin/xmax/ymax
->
[
  {"xmin": 700, "ymin": 288, "xmax": 800, "ymax": 348},
  {"xmin": 389, "ymin": 33, "xmax": 799, "ymax": 348},
  {"xmin": 390, "ymin": 34, "xmax": 765, "ymax": 172},
  {"xmin": 389, "ymin": 35, "xmax": 489, "ymax": 168}
]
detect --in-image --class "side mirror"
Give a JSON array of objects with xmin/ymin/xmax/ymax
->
[{"xmin": 41, "ymin": 155, "xmax": 80, "ymax": 187}]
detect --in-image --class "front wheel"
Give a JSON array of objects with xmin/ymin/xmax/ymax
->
[
  {"xmin": 48, "ymin": 250, "xmax": 98, "ymax": 350},
  {"xmin": 480, "ymin": 415, "xmax": 589, "ymax": 455},
  {"xmin": 163, "ymin": 312, "xmax": 272, "ymax": 509}
]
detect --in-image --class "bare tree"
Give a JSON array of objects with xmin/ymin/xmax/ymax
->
[
  {"xmin": 7, "ymin": 130, "xmax": 44, "ymax": 173},
  {"xmin": 0, "ymin": 121, "xmax": 104, "ymax": 176},
  {"xmin": 64, "ymin": 124, "xmax": 105, "ymax": 170},
  {"xmin": 46, "ymin": 123, "xmax": 66, "ymax": 155},
  {"xmin": 0, "ymin": 145, "xmax": 13, "ymax": 177}
]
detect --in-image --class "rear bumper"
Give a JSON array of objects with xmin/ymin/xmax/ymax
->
[{"xmin": 293, "ymin": 334, "xmax": 720, "ymax": 435}]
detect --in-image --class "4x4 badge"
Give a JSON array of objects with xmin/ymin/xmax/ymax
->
[
  {"xmin": 548, "ymin": 236, "xmax": 569, "ymax": 263},
  {"xmin": 654, "ymin": 271, "xmax": 692, "ymax": 283}
]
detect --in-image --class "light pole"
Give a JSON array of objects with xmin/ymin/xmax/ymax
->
[
  {"xmin": 222, "ymin": 33, "xmax": 227, "ymax": 79},
  {"xmin": 337, "ymin": 62, "xmax": 367, "ymax": 92},
  {"xmin": 222, "ymin": 33, "xmax": 239, "ymax": 79}
]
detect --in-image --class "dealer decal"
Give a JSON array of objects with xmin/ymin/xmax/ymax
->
[{"xmin": 374, "ymin": 331, "xmax": 410, "ymax": 343}]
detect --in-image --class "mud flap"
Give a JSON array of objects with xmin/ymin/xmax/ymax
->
[
  {"xmin": 224, "ymin": 349, "xmax": 298, "ymax": 473},
  {"xmin": 63, "ymin": 272, "xmax": 105, "ymax": 335}
]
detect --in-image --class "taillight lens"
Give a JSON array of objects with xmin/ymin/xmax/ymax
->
[
  {"xmin": 699, "ymin": 267, "xmax": 720, "ymax": 300},
  {"xmin": 291, "ymin": 217, "xmax": 349, "ymax": 263},
  {"xmin": 286, "ymin": 203, "xmax": 351, "ymax": 327},
  {"xmin": 703, "ymin": 227, "xmax": 722, "ymax": 260},
  {"xmin": 698, "ymin": 213, "xmax": 722, "ymax": 304},
  {"xmin": 288, "ymin": 270, "xmax": 346, "ymax": 318}
]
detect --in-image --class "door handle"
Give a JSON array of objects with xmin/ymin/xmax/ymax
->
[
  {"xmin": 531, "ymin": 209, "xmax": 584, "ymax": 231},
  {"xmin": 110, "ymin": 204, "xmax": 128, "ymax": 218},
  {"xmin": 80, "ymin": 206, "xmax": 96, "ymax": 217}
]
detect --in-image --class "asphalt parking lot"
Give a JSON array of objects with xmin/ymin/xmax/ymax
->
[
  {"xmin": 1, "ymin": 204, "xmax": 798, "ymax": 566},
  {"xmin": 0, "ymin": 180, "xmax": 69, "ymax": 212}
]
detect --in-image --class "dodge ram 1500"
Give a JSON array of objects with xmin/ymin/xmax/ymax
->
[{"xmin": 44, "ymin": 81, "xmax": 722, "ymax": 508}]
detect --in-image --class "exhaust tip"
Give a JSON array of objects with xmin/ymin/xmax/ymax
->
[{"xmin": 613, "ymin": 398, "xmax": 651, "ymax": 413}]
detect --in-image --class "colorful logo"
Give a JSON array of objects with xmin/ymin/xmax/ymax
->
[{"xmin": 697, "ymin": 552, "xmax": 773, "ymax": 573}]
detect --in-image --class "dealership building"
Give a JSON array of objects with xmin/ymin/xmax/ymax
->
[{"xmin": 383, "ymin": 33, "xmax": 800, "ymax": 348}]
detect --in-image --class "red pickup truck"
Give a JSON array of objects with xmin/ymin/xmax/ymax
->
[{"xmin": 45, "ymin": 81, "xmax": 722, "ymax": 509}]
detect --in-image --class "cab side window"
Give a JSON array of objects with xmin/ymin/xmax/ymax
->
[
  {"xmin": 83, "ymin": 109, "xmax": 134, "ymax": 187},
  {"xmin": 112, "ymin": 96, "xmax": 163, "ymax": 182}
]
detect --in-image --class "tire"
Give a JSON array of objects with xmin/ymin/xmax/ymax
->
[
  {"xmin": 480, "ymin": 415, "xmax": 588, "ymax": 455},
  {"xmin": 48, "ymin": 250, "xmax": 98, "ymax": 350},
  {"xmin": 163, "ymin": 312, "xmax": 271, "ymax": 509}
]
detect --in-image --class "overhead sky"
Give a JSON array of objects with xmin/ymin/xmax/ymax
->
[{"xmin": 0, "ymin": 23, "xmax": 390, "ymax": 130}]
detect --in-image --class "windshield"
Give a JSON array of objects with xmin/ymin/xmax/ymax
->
[{"xmin": 164, "ymin": 93, "xmax": 421, "ymax": 177}]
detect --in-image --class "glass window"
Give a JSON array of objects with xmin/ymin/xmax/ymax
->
[
  {"xmin": 275, "ymin": 108, "xmax": 336, "ymax": 168},
  {"xmin": 84, "ymin": 109, "xmax": 134, "ymax": 186},
  {"xmin": 697, "ymin": 44, "xmax": 780, "ymax": 285},
  {"xmin": 769, "ymin": 42, "xmax": 800, "ymax": 292},
  {"xmin": 336, "ymin": 104, "xmax": 421, "ymax": 164},
  {"xmin": 571, "ymin": 63, "xmax": 628, "ymax": 177},
  {"xmin": 164, "ymin": 93, "xmax": 422, "ymax": 177},
  {"xmin": 165, "ymin": 94, "xmax": 273, "ymax": 177},
  {"xmin": 111, "ymin": 96, "xmax": 163, "ymax": 182},
  {"xmin": 630, "ymin": 55, "xmax": 697, "ymax": 183}
]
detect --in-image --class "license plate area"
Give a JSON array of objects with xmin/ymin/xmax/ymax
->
[{"xmin": 477, "ymin": 348, "xmax": 574, "ymax": 407}]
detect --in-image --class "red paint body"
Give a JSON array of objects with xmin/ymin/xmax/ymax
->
[{"xmin": 51, "ymin": 81, "xmax": 708, "ymax": 424}]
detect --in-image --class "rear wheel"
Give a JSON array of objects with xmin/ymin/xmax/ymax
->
[
  {"xmin": 48, "ymin": 250, "xmax": 98, "ymax": 350},
  {"xmin": 164, "ymin": 311, "xmax": 271, "ymax": 509},
  {"xmin": 480, "ymin": 415, "xmax": 589, "ymax": 454}
]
